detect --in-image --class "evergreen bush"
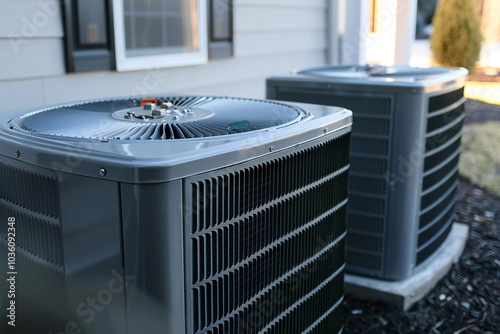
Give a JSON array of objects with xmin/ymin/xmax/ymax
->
[{"xmin": 430, "ymin": 0, "xmax": 483, "ymax": 72}]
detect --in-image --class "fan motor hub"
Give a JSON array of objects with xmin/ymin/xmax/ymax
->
[{"xmin": 111, "ymin": 106, "xmax": 213, "ymax": 123}]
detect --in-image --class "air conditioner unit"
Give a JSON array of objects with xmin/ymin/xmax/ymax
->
[
  {"xmin": 267, "ymin": 65, "xmax": 468, "ymax": 280},
  {"xmin": 0, "ymin": 96, "xmax": 351, "ymax": 334}
]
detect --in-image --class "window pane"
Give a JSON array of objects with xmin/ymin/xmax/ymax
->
[
  {"xmin": 211, "ymin": 0, "xmax": 231, "ymax": 40},
  {"xmin": 123, "ymin": 0, "xmax": 198, "ymax": 57},
  {"xmin": 77, "ymin": 0, "xmax": 108, "ymax": 45},
  {"xmin": 124, "ymin": 0, "xmax": 131, "ymax": 11},
  {"xmin": 167, "ymin": 16, "xmax": 186, "ymax": 47},
  {"xmin": 134, "ymin": 0, "xmax": 162, "ymax": 12},
  {"xmin": 134, "ymin": 16, "xmax": 164, "ymax": 49}
]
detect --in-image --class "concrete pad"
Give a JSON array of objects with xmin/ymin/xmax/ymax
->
[{"xmin": 344, "ymin": 223, "xmax": 469, "ymax": 311}]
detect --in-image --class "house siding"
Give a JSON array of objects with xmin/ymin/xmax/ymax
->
[{"xmin": 0, "ymin": 0, "xmax": 328, "ymax": 112}]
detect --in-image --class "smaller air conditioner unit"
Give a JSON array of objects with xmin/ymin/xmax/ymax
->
[
  {"xmin": 0, "ymin": 96, "xmax": 351, "ymax": 333},
  {"xmin": 267, "ymin": 65, "xmax": 468, "ymax": 280}
]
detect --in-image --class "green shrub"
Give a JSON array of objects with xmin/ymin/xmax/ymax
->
[{"xmin": 430, "ymin": 0, "xmax": 482, "ymax": 72}]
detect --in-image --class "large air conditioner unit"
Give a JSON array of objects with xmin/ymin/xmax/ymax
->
[
  {"xmin": 267, "ymin": 65, "xmax": 468, "ymax": 280},
  {"xmin": 0, "ymin": 96, "xmax": 351, "ymax": 334}
]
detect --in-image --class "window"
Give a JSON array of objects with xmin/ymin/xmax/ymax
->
[
  {"xmin": 113, "ymin": 0, "xmax": 207, "ymax": 71},
  {"xmin": 63, "ymin": 0, "xmax": 233, "ymax": 73}
]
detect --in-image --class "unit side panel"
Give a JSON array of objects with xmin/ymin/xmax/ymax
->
[
  {"xmin": 385, "ymin": 94, "xmax": 428, "ymax": 280},
  {"xmin": 120, "ymin": 180, "xmax": 186, "ymax": 334},
  {"xmin": 59, "ymin": 174, "xmax": 126, "ymax": 333}
]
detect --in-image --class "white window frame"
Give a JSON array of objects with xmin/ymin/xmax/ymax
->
[{"xmin": 113, "ymin": 0, "xmax": 208, "ymax": 72}]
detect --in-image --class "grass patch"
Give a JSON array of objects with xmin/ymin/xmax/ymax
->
[{"xmin": 460, "ymin": 121, "xmax": 500, "ymax": 195}]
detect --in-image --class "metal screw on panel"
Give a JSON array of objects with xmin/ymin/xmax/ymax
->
[
  {"xmin": 269, "ymin": 146, "xmax": 275, "ymax": 152},
  {"xmin": 15, "ymin": 150, "xmax": 20, "ymax": 158},
  {"xmin": 172, "ymin": 116, "xmax": 180, "ymax": 121},
  {"xmin": 99, "ymin": 168, "xmax": 107, "ymax": 176},
  {"xmin": 324, "ymin": 128, "xmax": 328, "ymax": 134}
]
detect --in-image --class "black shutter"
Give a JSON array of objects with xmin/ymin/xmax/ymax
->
[
  {"xmin": 208, "ymin": 0, "xmax": 234, "ymax": 59},
  {"xmin": 62, "ymin": 0, "xmax": 115, "ymax": 72}
]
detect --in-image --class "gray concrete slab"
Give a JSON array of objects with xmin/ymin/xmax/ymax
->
[{"xmin": 344, "ymin": 222, "xmax": 470, "ymax": 311}]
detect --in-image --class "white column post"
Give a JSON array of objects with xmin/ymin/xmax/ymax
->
[
  {"xmin": 394, "ymin": 0, "xmax": 418, "ymax": 65},
  {"xmin": 328, "ymin": 0, "xmax": 341, "ymax": 64},
  {"xmin": 341, "ymin": 0, "xmax": 369, "ymax": 65}
]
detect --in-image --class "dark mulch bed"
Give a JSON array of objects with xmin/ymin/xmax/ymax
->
[
  {"xmin": 343, "ymin": 98, "xmax": 500, "ymax": 333},
  {"xmin": 464, "ymin": 99, "xmax": 500, "ymax": 125}
]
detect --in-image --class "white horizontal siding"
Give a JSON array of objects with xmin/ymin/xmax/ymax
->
[
  {"xmin": 0, "ymin": 39, "xmax": 65, "ymax": 81},
  {"xmin": 41, "ymin": 51, "xmax": 325, "ymax": 104},
  {"xmin": 189, "ymin": 78, "xmax": 267, "ymax": 99},
  {"xmin": 235, "ymin": 5, "xmax": 326, "ymax": 32},
  {"xmin": 0, "ymin": 79, "xmax": 45, "ymax": 111},
  {"xmin": 0, "ymin": 0, "xmax": 63, "ymax": 38},
  {"xmin": 235, "ymin": 30, "xmax": 327, "ymax": 58},
  {"xmin": 0, "ymin": 0, "xmax": 329, "ymax": 111},
  {"xmin": 0, "ymin": 0, "xmax": 64, "ymax": 83}
]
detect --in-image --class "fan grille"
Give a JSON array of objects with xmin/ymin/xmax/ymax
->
[{"xmin": 13, "ymin": 96, "xmax": 305, "ymax": 140}]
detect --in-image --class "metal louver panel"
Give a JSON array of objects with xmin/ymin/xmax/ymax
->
[
  {"xmin": 0, "ymin": 162, "xmax": 65, "ymax": 308},
  {"xmin": 270, "ymin": 88, "xmax": 392, "ymax": 276},
  {"xmin": 417, "ymin": 88, "xmax": 465, "ymax": 265},
  {"xmin": 185, "ymin": 135, "xmax": 350, "ymax": 334},
  {"xmin": 428, "ymin": 88, "xmax": 464, "ymax": 112}
]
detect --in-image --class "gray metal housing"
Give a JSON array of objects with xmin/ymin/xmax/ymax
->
[
  {"xmin": 266, "ymin": 65, "xmax": 468, "ymax": 280},
  {"xmin": 0, "ymin": 96, "xmax": 351, "ymax": 333}
]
